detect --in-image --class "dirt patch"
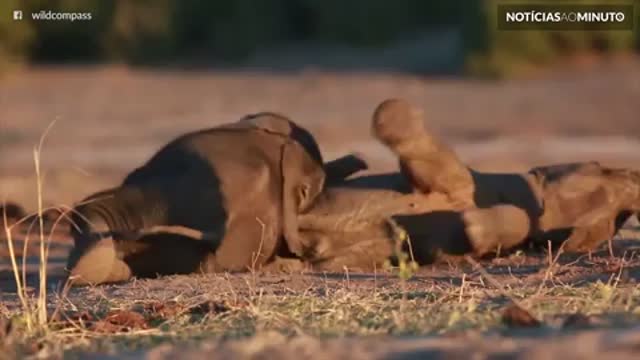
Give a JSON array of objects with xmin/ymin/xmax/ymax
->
[
  {"xmin": 98, "ymin": 327, "xmax": 640, "ymax": 359},
  {"xmin": 0, "ymin": 228, "xmax": 639, "ymax": 358}
]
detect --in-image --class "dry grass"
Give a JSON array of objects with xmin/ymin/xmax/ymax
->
[
  {"xmin": 2, "ymin": 119, "xmax": 59, "ymax": 336},
  {"xmin": 2, "ymin": 229, "xmax": 640, "ymax": 358}
]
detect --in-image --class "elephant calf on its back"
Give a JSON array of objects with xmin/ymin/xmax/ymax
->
[{"xmin": 297, "ymin": 99, "xmax": 640, "ymax": 271}]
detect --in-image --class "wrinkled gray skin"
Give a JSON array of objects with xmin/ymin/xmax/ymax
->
[
  {"xmin": 65, "ymin": 113, "xmax": 344, "ymax": 286},
  {"xmin": 297, "ymin": 160, "xmax": 640, "ymax": 272},
  {"xmin": 296, "ymin": 99, "xmax": 640, "ymax": 271}
]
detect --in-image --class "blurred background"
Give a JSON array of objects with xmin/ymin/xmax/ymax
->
[{"xmin": 1, "ymin": 0, "xmax": 640, "ymax": 210}]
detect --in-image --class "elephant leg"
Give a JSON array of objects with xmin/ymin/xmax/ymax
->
[
  {"xmin": 563, "ymin": 219, "xmax": 615, "ymax": 252},
  {"xmin": 105, "ymin": 257, "xmax": 133, "ymax": 283},
  {"xmin": 563, "ymin": 211, "xmax": 634, "ymax": 252},
  {"xmin": 463, "ymin": 205, "xmax": 531, "ymax": 256},
  {"xmin": 324, "ymin": 153, "xmax": 368, "ymax": 185},
  {"xmin": 391, "ymin": 206, "xmax": 530, "ymax": 261},
  {"xmin": 371, "ymin": 99, "xmax": 475, "ymax": 205},
  {"xmin": 66, "ymin": 236, "xmax": 130, "ymax": 286},
  {"xmin": 209, "ymin": 215, "xmax": 277, "ymax": 272},
  {"xmin": 392, "ymin": 211, "xmax": 471, "ymax": 261}
]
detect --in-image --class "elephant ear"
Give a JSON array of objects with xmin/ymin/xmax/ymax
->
[
  {"xmin": 238, "ymin": 112, "xmax": 325, "ymax": 165},
  {"xmin": 279, "ymin": 140, "xmax": 326, "ymax": 256},
  {"xmin": 237, "ymin": 112, "xmax": 294, "ymax": 136}
]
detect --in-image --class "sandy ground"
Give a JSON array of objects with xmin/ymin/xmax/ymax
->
[
  {"xmin": 1, "ymin": 59, "xmax": 640, "ymax": 210},
  {"xmin": 3, "ymin": 231, "xmax": 639, "ymax": 358},
  {"xmin": 100, "ymin": 327, "xmax": 640, "ymax": 359}
]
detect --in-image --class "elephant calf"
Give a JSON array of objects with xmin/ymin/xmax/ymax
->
[
  {"xmin": 297, "ymin": 99, "xmax": 640, "ymax": 271},
  {"xmin": 65, "ymin": 113, "xmax": 330, "ymax": 285}
]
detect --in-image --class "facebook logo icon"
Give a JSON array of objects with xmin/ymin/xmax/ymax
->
[{"xmin": 13, "ymin": 10, "xmax": 23, "ymax": 20}]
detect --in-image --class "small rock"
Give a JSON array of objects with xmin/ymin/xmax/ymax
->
[{"xmin": 501, "ymin": 303, "xmax": 542, "ymax": 328}]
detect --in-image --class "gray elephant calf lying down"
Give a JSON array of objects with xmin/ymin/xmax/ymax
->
[
  {"xmin": 64, "ymin": 101, "xmax": 640, "ymax": 285},
  {"xmin": 297, "ymin": 99, "xmax": 640, "ymax": 271}
]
